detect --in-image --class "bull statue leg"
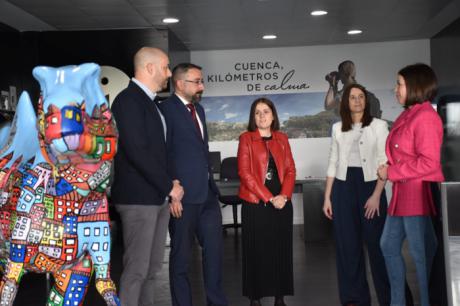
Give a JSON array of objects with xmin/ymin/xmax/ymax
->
[
  {"xmin": 0, "ymin": 260, "xmax": 25, "ymax": 306},
  {"xmin": 47, "ymin": 255, "xmax": 92, "ymax": 306},
  {"xmin": 45, "ymin": 254, "xmax": 120, "ymax": 306},
  {"xmin": 94, "ymin": 263, "xmax": 120, "ymax": 306},
  {"xmin": 81, "ymin": 221, "xmax": 120, "ymax": 306}
]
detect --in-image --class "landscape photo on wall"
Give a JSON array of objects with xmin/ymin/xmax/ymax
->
[{"xmin": 201, "ymin": 89, "xmax": 398, "ymax": 141}]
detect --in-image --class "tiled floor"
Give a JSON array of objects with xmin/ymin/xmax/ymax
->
[{"xmin": 13, "ymin": 225, "xmax": 423, "ymax": 306}]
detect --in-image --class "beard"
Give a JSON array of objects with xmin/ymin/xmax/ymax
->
[
  {"xmin": 161, "ymin": 78, "xmax": 169, "ymax": 90},
  {"xmin": 191, "ymin": 91, "xmax": 203, "ymax": 103}
]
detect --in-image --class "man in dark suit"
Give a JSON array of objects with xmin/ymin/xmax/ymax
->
[
  {"xmin": 111, "ymin": 47, "xmax": 184, "ymax": 306},
  {"xmin": 160, "ymin": 63, "xmax": 228, "ymax": 306}
]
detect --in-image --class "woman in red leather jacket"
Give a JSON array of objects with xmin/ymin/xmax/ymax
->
[{"xmin": 237, "ymin": 97, "xmax": 296, "ymax": 306}]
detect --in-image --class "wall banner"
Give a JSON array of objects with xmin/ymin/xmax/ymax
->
[{"xmin": 192, "ymin": 40, "xmax": 430, "ymax": 141}]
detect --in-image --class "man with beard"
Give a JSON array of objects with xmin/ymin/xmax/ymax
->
[
  {"xmin": 160, "ymin": 63, "xmax": 228, "ymax": 306},
  {"xmin": 111, "ymin": 47, "xmax": 184, "ymax": 306}
]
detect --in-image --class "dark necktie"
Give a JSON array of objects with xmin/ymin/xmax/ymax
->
[{"xmin": 186, "ymin": 103, "xmax": 202, "ymax": 138}]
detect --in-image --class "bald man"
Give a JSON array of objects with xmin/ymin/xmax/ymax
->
[{"xmin": 111, "ymin": 47, "xmax": 184, "ymax": 306}]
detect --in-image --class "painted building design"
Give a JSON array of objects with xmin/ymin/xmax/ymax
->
[{"xmin": 0, "ymin": 64, "xmax": 120, "ymax": 306}]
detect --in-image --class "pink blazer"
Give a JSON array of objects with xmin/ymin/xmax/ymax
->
[{"xmin": 386, "ymin": 101, "xmax": 444, "ymax": 216}]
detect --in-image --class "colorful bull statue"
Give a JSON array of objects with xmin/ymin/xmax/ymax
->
[{"xmin": 0, "ymin": 63, "xmax": 120, "ymax": 305}]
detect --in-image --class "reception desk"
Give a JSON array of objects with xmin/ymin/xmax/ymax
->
[
  {"xmin": 301, "ymin": 179, "xmax": 331, "ymax": 242},
  {"xmin": 216, "ymin": 178, "xmax": 331, "ymax": 242},
  {"xmin": 216, "ymin": 179, "xmax": 305, "ymax": 195}
]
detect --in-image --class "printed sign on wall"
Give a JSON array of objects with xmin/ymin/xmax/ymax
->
[{"xmin": 192, "ymin": 40, "xmax": 430, "ymax": 141}]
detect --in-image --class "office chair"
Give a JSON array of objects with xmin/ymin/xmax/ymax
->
[
  {"xmin": 209, "ymin": 151, "xmax": 222, "ymax": 180},
  {"xmin": 218, "ymin": 157, "xmax": 242, "ymax": 232}
]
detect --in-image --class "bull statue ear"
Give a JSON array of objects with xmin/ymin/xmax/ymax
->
[
  {"xmin": 32, "ymin": 66, "xmax": 53, "ymax": 99},
  {"xmin": 80, "ymin": 63, "xmax": 108, "ymax": 116},
  {"xmin": 32, "ymin": 63, "xmax": 107, "ymax": 115}
]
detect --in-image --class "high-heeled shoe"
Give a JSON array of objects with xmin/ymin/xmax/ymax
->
[
  {"xmin": 274, "ymin": 296, "xmax": 286, "ymax": 306},
  {"xmin": 250, "ymin": 299, "xmax": 262, "ymax": 306}
]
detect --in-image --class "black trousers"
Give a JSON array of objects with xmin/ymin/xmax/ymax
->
[
  {"xmin": 331, "ymin": 167, "xmax": 390, "ymax": 306},
  {"xmin": 241, "ymin": 200, "xmax": 293, "ymax": 299},
  {"xmin": 169, "ymin": 187, "xmax": 228, "ymax": 306}
]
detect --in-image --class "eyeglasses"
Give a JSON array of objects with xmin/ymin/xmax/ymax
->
[{"xmin": 183, "ymin": 79, "xmax": 205, "ymax": 85}]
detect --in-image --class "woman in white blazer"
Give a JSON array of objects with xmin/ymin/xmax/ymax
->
[{"xmin": 323, "ymin": 83, "xmax": 390, "ymax": 306}]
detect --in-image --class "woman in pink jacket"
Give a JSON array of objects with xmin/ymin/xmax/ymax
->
[{"xmin": 378, "ymin": 63, "xmax": 444, "ymax": 306}]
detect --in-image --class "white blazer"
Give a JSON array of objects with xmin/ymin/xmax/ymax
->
[{"xmin": 326, "ymin": 118, "xmax": 389, "ymax": 182}]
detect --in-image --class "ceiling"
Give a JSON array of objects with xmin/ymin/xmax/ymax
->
[{"xmin": 1, "ymin": 0, "xmax": 460, "ymax": 50}]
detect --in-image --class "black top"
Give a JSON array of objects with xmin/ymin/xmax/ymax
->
[{"xmin": 263, "ymin": 136, "xmax": 281, "ymax": 196}]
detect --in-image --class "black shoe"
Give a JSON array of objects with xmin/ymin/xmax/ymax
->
[
  {"xmin": 250, "ymin": 299, "xmax": 262, "ymax": 306},
  {"xmin": 274, "ymin": 296, "xmax": 286, "ymax": 306}
]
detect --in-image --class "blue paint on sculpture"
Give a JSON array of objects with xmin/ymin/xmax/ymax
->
[{"xmin": 0, "ymin": 63, "xmax": 119, "ymax": 305}]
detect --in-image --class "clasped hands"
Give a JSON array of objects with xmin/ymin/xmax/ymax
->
[
  {"xmin": 270, "ymin": 195, "xmax": 288, "ymax": 210},
  {"xmin": 169, "ymin": 180, "xmax": 184, "ymax": 218}
]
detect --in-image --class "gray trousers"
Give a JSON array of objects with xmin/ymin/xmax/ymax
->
[{"xmin": 116, "ymin": 201, "xmax": 170, "ymax": 306}]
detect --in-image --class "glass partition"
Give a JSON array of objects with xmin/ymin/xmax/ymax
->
[{"xmin": 441, "ymin": 182, "xmax": 460, "ymax": 306}]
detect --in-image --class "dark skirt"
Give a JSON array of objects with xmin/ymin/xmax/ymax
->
[{"xmin": 242, "ymin": 200, "xmax": 294, "ymax": 299}]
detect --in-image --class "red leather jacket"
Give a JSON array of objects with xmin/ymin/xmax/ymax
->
[{"xmin": 237, "ymin": 130, "xmax": 296, "ymax": 204}]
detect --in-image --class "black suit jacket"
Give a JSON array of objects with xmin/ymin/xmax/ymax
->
[
  {"xmin": 160, "ymin": 94, "xmax": 219, "ymax": 204},
  {"xmin": 111, "ymin": 81, "xmax": 173, "ymax": 205}
]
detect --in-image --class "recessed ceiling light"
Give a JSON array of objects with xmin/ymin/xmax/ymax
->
[
  {"xmin": 347, "ymin": 29, "xmax": 362, "ymax": 35},
  {"xmin": 162, "ymin": 17, "xmax": 179, "ymax": 24},
  {"xmin": 263, "ymin": 34, "xmax": 277, "ymax": 40},
  {"xmin": 311, "ymin": 10, "xmax": 328, "ymax": 16}
]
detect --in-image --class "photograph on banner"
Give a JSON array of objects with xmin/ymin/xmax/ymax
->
[{"xmin": 201, "ymin": 88, "xmax": 398, "ymax": 141}]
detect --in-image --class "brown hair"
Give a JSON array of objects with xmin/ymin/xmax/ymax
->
[
  {"xmin": 171, "ymin": 63, "xmax": 202, "ymax": 83},
  {"xmin": 340, "ymin": 83, "xmax": 373, "ymax": 132},
  {"xmin": 398, "ymin": 63, "xmax": 437, "ymax": 109},
  {"xmin": 247, "ymin": 97, "xmax": 280, "ymax": 132}
]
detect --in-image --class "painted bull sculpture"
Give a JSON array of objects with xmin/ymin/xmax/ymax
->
[{"xmin": 0, "ymin": 63, "xmax": 120, "ymax": 305}]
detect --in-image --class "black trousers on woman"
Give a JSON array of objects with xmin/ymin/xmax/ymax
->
[
  {"xmin": 331, "ymin": 167, "xmax": 390, "ymax": 306},
  {"xmin": 242, "ymin": 200, "xmax": 294, "ymax": 300}
]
